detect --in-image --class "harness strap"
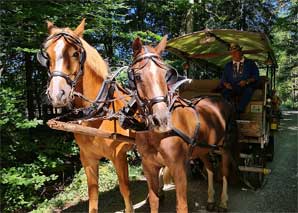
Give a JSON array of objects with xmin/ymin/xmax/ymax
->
[
  {"xmin": 171, "ymin": 122, "xmax": 200, "ymax": 146},
  {"xmin": 169, "ymin": 96, "xmax": 223, "ymax": 150}
]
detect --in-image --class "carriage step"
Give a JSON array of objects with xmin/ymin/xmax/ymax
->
[{"xmin": 238, "ymin": 166, "xmax": 271, "ymax": 174}]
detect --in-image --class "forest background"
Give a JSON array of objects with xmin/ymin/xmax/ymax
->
[{"xmin": 0, "ymin": 0, "xmax": 297, "ymax": 212}]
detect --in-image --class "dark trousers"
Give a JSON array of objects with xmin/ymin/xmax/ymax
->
[{"xmin": 222, "ymin": 85, "xmax": 254, "ymax": 113}]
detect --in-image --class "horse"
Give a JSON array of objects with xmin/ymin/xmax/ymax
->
[
  {"xmin": 130, "ymin": 36, "xmax": 238, "ymax": 212},
  {"xmin": 37, "ymin": 19, "xmax": 135, "ymax": 213}
]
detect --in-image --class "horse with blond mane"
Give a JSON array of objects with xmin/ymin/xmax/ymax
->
[
  {"xmin": 37, "ymin": 19, "xmax": 134, "ymax": 213},
  {"xmin": 130, "ymin": 36, "xmax": 238, "ymax": 212}
]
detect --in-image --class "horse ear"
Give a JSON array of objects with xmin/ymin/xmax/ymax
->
[
  {"xmin": 155, "ymin": 35, "xmax": 168, "ymax": 55},
  {"xmin": 74, "ymin": 18, "xmax": 86, "ymax": 37},
  {"xmin": 46, "ymin": 21, "xmax": 56, "ymax": 34},
  {"xmin": 132, "ymin": 37, "xmax": 143, "ymax": 54}
]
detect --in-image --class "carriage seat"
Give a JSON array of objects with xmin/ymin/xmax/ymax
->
[
  {"xmin": 179, "ymin": 77, "xmax": 268, "ymax": 103},
  {"xmin": 250, "ymin": 76, "xmax": 268, "ymax": 101},
  {"xmin": 179, "ymin": 79, "xmax": 221, "ymax": 99}
]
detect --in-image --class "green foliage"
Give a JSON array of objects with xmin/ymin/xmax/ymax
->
[
  {"xmin": 1, "ymin": 162, "xmax": 58, "ymax": 212},
  {"xmin": 0, "ymin": 87, "xmax": 42, "ymax": 164},
  {"xmin": 271, "ymin": 1, "xmax": 298, "ymax": 108},
  {"xmin": 0, "ymin": 88, "xmax": 41, "ymax": 128},
  {"xmin": 33, "ymin": 162, "xmax": 142, "ymax": 212},
  {"xmin": 0, "ymin": 87, "xmax": 79, "ymax": 212},
  {"xmin": 0, "ymin": 133, "xmax": 79, "ymax": 212}
]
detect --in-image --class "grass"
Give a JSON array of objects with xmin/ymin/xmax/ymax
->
[{"xmin": 32, "ymin": 161, "xmax": 142, "ymax": 213}]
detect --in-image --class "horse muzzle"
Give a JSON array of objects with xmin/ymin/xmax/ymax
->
[
  {"xmin": 47, "ymin": 77, "xmax": 73, "ymax": 107},
  {"xmin": 149, "ymin": 110, "xmax": 171, "ymax": 133}
]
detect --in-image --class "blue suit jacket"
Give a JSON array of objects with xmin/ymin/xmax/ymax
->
[{"xmin": 221, "ymin": 58, "xmax": 259, "ymax": 87}]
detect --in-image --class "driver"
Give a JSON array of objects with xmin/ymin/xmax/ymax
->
[{"xmin": 221, "ymin": 43, "xmax": 260, "ymax": 114}]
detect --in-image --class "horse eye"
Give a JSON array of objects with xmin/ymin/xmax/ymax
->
[
  {"xmin": 72, "ymin": 52, "xmax": 79, "ymax": 58},
  {"xmin": 135, "ymin": 74, "xmax": 142, "ymax": 81}
]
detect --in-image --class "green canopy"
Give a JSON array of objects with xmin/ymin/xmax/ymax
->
[{"xmin": 166, "ymin": 29, "xmax": 277, "ymax": 68}]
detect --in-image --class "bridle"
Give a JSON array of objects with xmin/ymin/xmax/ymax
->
[
  {"xmin": 37, "ymin": 32, "xmax": 86, "ymax": 91},
  {"xmin": 128, "ymin": 46, "xmax": 202, "ymax": 145},
  {"xmin": 129, "ymin": 46, "xmax": 170, "ymax": 114}
]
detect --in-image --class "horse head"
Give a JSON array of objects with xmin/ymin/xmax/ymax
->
[
  {"xmin": 130, "ymin": 36, "xmax": 172, "ymax": 133},
  {"xmin": 37, "ymin": 19, "xmax": 87, "ymax": 107}
]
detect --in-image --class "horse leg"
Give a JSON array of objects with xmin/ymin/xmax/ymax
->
[
  {"xmin": 142, "ymin": 162, "xmax": 161, "ymax": 213},
  {"xmin": 171, "ymin": 161, "xmax": 188, "ymax": 213},
  {"xmin": 201, "ymin": 155, "xmax": 216, "ymax": 212},
  {"xmin": 219, "ymin": 150, "xmax": 230, "ymax": 212},
  {"xmin": 80, "ymin": 151, "xmax": 99, "ymax": 213},
  {"xmin": 112, "ymin": 153, "xmax": 134, "ymax": 213},
  {"xmin": 158, "ymin": 167, "xmax": 165, "ymax": 200}
]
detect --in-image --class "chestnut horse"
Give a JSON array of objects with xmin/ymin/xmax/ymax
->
[
  {"xmin": 37, "ymin": 19, "xmax": 134, "ymax": 212},
  {"xmin": 130, "ymin": 36, "xmax": 238, "ymax": 212}
]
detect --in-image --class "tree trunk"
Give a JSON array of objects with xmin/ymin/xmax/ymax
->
[
  {"xmin": 25, "ymin": 52, "xmax": 35, "ymax": 119},
  {"xmin": 181, "ymin": 0, "xmax": 194, "ymax": 35}
]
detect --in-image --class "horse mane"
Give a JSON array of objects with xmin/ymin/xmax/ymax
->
[
  {"xmin": 81, "ymin": 39, "xmax": 108, "ymax": 80},
  {"xmin": 45, "ymin": 27, "xmax": 108, "ymax": 80}
]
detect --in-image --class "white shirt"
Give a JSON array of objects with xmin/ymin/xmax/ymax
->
[{"xmin": 233, "ymin": 58, "xmax": 245, "ymax": 73}]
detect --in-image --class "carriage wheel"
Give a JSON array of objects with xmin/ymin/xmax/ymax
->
[
  {"xmin": 242, "ymin": 148, "xmax": 266, "ymax": 189},
  {"xmin": 266, "ymin": 135, "xmax": 274, "ymax": 162}
]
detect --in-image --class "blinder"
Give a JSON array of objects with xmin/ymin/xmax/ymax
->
[
  {"xmin": 165, "ymin": 68, "xmax": 179, "ymax": 85},
  {"xmin": 127, "ymin": 69, "xmax": 136, "ymax": 89},
  {"xmin": 37, "ymin": 49, "xmax": 49, "ymax": 68}
]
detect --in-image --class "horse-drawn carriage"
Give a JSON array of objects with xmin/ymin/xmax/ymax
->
[
  {"xmin": 166, "ymin": 29, "xmax": 277, "ymax": 188},
  {"xmin": 39, "ymin": 20, "xmax": 277, "ymax": 212}
]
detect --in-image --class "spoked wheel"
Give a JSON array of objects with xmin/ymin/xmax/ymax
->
[
  {"xmin": 242, "ymin": 147, "xmax": 267, "ymax": 189},
  {"xmin": 266, "ymin": 135, "xmax": 275, "ymax": 162}
]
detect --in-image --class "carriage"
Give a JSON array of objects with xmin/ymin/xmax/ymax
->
[{"xmin": 166, "ymin": 29, "xmax": 277, "ymax": 188}]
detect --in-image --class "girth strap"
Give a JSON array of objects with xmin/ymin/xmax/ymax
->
[
  {"xmin": 170, "ymin": 96, "xmax": 222, "ymax": 150},
  {"xmin": 171, "ymin": 122, "xmax": 200, "ymax": 146}
]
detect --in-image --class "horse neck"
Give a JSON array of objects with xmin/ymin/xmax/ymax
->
[
  {"xmin": 72, "ymin": 40, "xmax": 127, "ymax": 112},
  {"xmin": 73, "ymin": 60, "xmax": 127, "ymax": 112},
  {"xmin": 74, "ymin": 49, "xmax": 107, "ymax": 108},
  {"xmin": 74, "ymin": 73, "xmax": 127, "ymax": 114}
]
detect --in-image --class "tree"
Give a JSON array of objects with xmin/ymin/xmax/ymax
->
[{"xmin": 272, "ymin": 0, "xmax": 298, "ymax": 108}]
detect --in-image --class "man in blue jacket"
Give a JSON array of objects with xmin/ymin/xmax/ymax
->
[{"xmin": 221, "ymin": 43, "xmax": 259, "ymax": 114}]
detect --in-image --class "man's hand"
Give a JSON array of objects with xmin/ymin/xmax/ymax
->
[
  {"xmin": 223, "ymin": 82, "xmax": 232, "ymax": 89},
  {"xmin": 238, "ymin": 80, "xmax": 248, "ymax": 87}
]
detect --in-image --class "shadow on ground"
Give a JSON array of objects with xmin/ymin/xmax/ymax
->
[
  {"xmin": 63, "ymin": 180, "xmax": 150, "ymax": 213},
  {"xmin": 63, "ymin": 177, "xmax": 233, "ymax": 213}
]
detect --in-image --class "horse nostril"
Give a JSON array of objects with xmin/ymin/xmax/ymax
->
[
  {"xmin": 57, "ymin": 90, "xmax": 65, "ymax": 100},
  {"xmin": 47, "ymin": 93, "xmax": 53, "ymax": 102}
]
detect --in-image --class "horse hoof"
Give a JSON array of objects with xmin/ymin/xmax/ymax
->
[
  {"xmin": 218, "ymin": 207, "xmax": 228, "ymax": 212},
  {"xmin": 206, "ymin": 202, "xmax": 216, "ymax": 212}
]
